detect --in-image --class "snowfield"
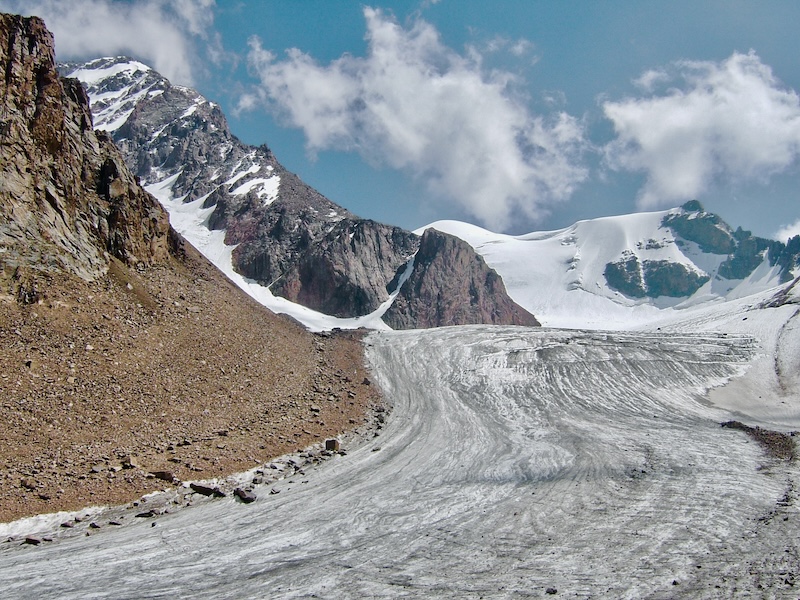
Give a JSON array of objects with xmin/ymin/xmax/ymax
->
[
  {"xmin": 420, "ymin": 216, "xmax": 786, "ymax": 330},
  {"xmin": 2, "ymin": 287, "xmax": 799, "ymax": 598}
]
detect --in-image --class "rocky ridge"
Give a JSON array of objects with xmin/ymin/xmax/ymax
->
[
  {"xmin": 383, "ymin": 228, "xmax": 540, "ymax": 329},
  {"xmin": 605, "ymin": 201, "xmax": 800, "ymax": 300},
  {"xmin": 62, "ymin": 56, "xmax": 538, "ymax": 329}
]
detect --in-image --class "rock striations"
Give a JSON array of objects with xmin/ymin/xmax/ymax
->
[
  {"xmin": 62, "ymin": 56, "xmax": 538, "ymax": 329},
  {"xmin": 0, "ymin": 17, "xmax": 174, "ymax": 284},
  {"xmin": 0, "ymin": 12, "xmax": 380, "ymax": 523}
]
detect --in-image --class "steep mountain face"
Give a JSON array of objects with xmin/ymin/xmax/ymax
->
[
  {"xmin": 60, "ymin": 57, "xmax": 350, "ymax": 286},
  {"xmin": 270, "ymin": 218, "xmax": 419, "ymax": 318},
  {"xmin": 63, "ymin": 57, "xmax": 536, "ymax": 329},
  {"xmin": 382, "ymin": 229, "xmax": 540, "ymax": 329},
  {"xmin": 0, "ymin": 19, "xmax": 175, "ymax": 285}
]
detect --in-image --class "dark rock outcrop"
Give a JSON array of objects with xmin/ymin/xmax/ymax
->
[
  {"xmin": 0, "ymin": 18, "xmax": 177, "ymax": 283},
  {"xmin": 604, "ymin": 253, "xmax": 646, "ymax": 298},
  {"xmin": 605, "ymin": 201, "xmax": 800, "ymax": 299},
  {"xmin": 604, "ymin": 252, "xmax": 709, "ymax": 299},
  {"xmin": 382, "ymin": 229, "xmax": 540, "ymax": 329},
  {"xmin": 664, "ymin": 201, "xmax": 798, "ymax": 284},
  {"xmin": 190, "ymin": 483, "xmax": 226, "ymax": 498},
  {"xmin": 662, "ymin": 203, "xmax": 736, "ymax": 255},
  {"xmin": 271, "ymin": 218, "xmax": 419, "ymax": 317},
  {"xmin": 61, "ymin": 57, "xmax": 352, "ymax": 287}
]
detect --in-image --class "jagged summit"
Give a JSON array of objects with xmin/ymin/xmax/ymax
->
[
  {"xmin": 65, "ymin": 56, "xmax": 538, "ymax": 330},
  {"xmin": 60, "ymin": 57, "xmax": 165, "ymax": 132}
]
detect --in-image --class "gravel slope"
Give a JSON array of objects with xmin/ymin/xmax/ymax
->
[{"xmin": 0, "ymin": 244, "xmax": 380, "ymax": 523}]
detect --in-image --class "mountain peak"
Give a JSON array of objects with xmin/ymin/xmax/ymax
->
[
  {"xmin": 65, "ymin": 56, "xmax": 538, "ymax": 330},
  {"xmin": 680, "ymin": 199, "xmax": 704, "ymax": 213}
]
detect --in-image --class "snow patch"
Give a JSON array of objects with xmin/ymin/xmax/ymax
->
[
  {"xmin": 65, "ymin": 60, "xmax": 151, "ymax": 85},
  {"xmin": 230, "ymin": 176, "xmax": 280, "ymax": 205}
]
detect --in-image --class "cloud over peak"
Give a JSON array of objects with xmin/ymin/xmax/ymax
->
[
  {"xmin": 604, "ymin": 51, "xmax": 800, "ymax": 210},
  {"xmin": 240, "ymin": 7, "xmax": 587, "ymax": 231},
  {"xmin": 0, "ymin": 0, "xmax": 218, "ymax": 85}
]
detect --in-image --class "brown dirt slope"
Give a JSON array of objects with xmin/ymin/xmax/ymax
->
[{"xmin": 0, "ymin": 245, "xmax": 379, "ymax": 523}]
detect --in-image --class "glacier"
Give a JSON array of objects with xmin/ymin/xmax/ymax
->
[{"xmin": 1, "ymin": 287, "xmax": 799, "ymax": 598}]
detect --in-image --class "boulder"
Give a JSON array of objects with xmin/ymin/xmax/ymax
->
[
  {"xmin": 189, "ymin": 483, "xmax": 226, "ymax": 497},
  {"xmin": 233, "ymin": 488, "xmax": 257, "ymax": 504}
]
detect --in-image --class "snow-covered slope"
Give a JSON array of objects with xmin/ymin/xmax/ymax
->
[
  {"xmin": 64, "ymin": 57, "xmax": 536, "ymax": 331},
  {"xmin": 145, "ymin": 173, "xmax": 396, "ymax": 332},
  {"xmin": 422, "ymin": 204, "xmax": 794, "ymax": 329},
  {"xmin": 62, "ymin": 59, "xmax": 166, "ymax": 132}
]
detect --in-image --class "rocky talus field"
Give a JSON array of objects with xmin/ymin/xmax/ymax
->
[{"xmin": 0, "ymin": 246, "xmax": 381, "ymax": 523}]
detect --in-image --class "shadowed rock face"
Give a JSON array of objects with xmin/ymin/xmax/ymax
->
[
  {"xmin": 382, "ymin": 229, "xmax": 540, "ymax": 329},
  {"xmin": 0, "ymin": 14, "xmax": 177, "ymax": 282},
  {"xmin": 271, "ymin": 218, "xmax": 420, "ymax": 318}
]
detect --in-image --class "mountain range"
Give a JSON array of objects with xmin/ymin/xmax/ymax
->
[
  {"xmin": 61, "ymin": 57, "xmax": 800, "ymax": 331},
  {"xmin": 5, "ymin": 12, "xmax": 800, "ymax": 597},
  {"xmin": 60, "ymin": 57, "xmax": 538, "ymax": 330}
]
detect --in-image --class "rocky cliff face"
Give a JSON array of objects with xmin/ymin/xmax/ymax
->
[
  {"xmin": 271, "ymin": 218, "xmax": 419, "ymax": 317},
  {"xmin": 64, "ymin": 57, "xmax": 538, "ymax": 328},
  {"xmin": 0, "ymin": 18, "xmax": 176, "ymax": 286},
  {"xmin": 383, "ymin": 229, "xmax": 540, "ymax": 329}
]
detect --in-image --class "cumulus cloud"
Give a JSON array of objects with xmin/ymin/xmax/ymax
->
[
  {"xmin": 775, "ymin": 219, "xmax": 800, "ymax": 242},
  {"xmin": 240, "ymin": 7, "xmax": 587, "ymax": 231},
  {"xmin": 0, "ymin": 0, "xmax": 218, "ymax": 84},
  {"xmin": 604, "ymin": 51, "xmax": 800, "ymax": 210}
]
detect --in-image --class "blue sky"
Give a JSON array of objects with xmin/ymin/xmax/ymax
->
[{"xmin": 5, "ymin": 1, "xmax": 800, "ymax": 239}]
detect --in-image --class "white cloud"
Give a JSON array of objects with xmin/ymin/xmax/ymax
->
[
  {"xmin": 775, "ymin": 219, "xmax": 800, "ymax": 242},
  {"xmin": 603, "ymin": 51, "xmax": 800, "ymax": 210},
  {"xmin": 0, "ymin": 0, "xmax": 218, "ymax": 84},
  {"xmin": 242, "ymin": 7, "xmax": 587, "ymax": 231},
  {"xmin": 633, "ymin": 69, "xmax": 668, "ymax": 92}
]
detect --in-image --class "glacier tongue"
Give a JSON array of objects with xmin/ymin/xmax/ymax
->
[{"xmin": 2, "ymin": 324, "xmax": 798, "ymax": 598}]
